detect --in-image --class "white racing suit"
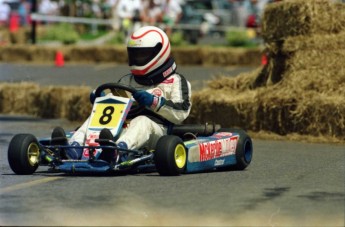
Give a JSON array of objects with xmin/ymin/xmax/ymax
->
[{"xmin": 70, "ymin": 72, "xmax": 192, "ymax": 151}]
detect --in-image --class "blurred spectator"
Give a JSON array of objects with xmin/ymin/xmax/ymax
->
[
  {"xmin": 246, "ymin": 0, "xmax": 259, "ymax": 28},
  {"xmin": 230, "ymin": 0, "xmax": 248, "ymax": 27},
  {"xmin": 108, "ymin": 0, "xmax": 120, "ymax": 30},
  {"xmin": 161, "ymin": 0, "xmax": 182, "ymax": 37},
  {"xmin": 91, "ymin": 0, "xmax": 102, "ymax": 18},
  {"xmin": 116, "ymin": 0, "xmax": 141, "ymax": 37},
  {"xmin": 18, "ymin": 0, "xmax": 30, "ymax": 26},
  {"xmin": 141, "ymin": 0, "xmax": 162, "ymax": 26},
  {"xmin": 0, "ymin": 0, "xmax": 10, "ymax": 26},
  {"xmin": 39, "ymin": 0, "xmax": 59, "ymax": 16}
]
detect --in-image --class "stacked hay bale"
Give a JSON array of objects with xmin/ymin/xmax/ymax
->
[
  {"xmin": 0, "ymin": 83, "xmax": 91, "ymax": 121},
  {"xmin": 188, "ymin": 0, "xmax": 345, "ymax": 140}
]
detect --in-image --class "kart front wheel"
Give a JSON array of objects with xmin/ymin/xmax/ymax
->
[
  {"xmin": 154, "ymin": 135, "xmax": 187, "ymax": 176},
  {"xmin": 8, "ymin": 134, "xmax": 40, "ymax": 175}
]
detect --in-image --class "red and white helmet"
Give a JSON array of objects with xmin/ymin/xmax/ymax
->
[{"xmin": 127, "ymin": 26, "xmax": 171, "ymax": 76}]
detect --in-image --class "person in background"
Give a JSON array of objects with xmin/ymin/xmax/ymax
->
[
  {"xmin": 141, "ymin": 0, "xmax": 162, "ymax": 26},
  {"xmin": 230, "ymin": 0, "xmax": 248, "ymax": 27},
  {"xmin": 107, "ymin": 0, "xmax": 120, "ymax": 31},
  {"xmin": 0, "ymin": 0, "xmax": 10, "ymax": 27},
  {"xmin": 116, "ymin": 0, "xmax": 141, "ymax": 38},
  {"xmin": 160, "ymin": 0, "xmax": 182, "ymax": 37},
  {"xmin": 18, "ymin": 0, "xmax": 30, "ymax": 26},
  {"xmin": 39, "ymin": 0, "xmax": 59, "ymax": 16}
]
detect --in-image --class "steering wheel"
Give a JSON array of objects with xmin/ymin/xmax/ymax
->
[{"xmin": 94, "ymin": 83, "xmax": 144, "ymax": 118}]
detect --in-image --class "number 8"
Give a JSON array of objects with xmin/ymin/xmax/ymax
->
[{"xmin": 99, "ymin": 106, "xmax": 115, "ymax": 125}]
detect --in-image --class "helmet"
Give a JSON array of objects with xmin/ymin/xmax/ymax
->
[{"xmin": 127, "ymin": 26, "xmax": 171, "ymax": 77}]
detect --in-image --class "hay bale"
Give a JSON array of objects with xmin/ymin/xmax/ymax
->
[
  {"xmin": 110, "ymin": 46, "xmax": 127, "ymax": 63},
  {"xmin": 172, "ymin": 47, "xmax": 202, "ymax": 65},
  {"xmin": 28, "ymin": 46, "xmax": 59, "ymax": 63},
  {"xmin": 69, "ymin": 46, "xmax": 101, "ymax": 62},
  {"xmin": 188, "ymin": 86, "xmax": 345, "ymax": 139},
  {"xmin": 0, "ymin": 83, "xmax": 40, "ymax": 115},
  {"xmin": 65, "ymin": 93, "xmax": 91, "ymax": 121},
  {"xmin": 9, "ymin": 28, "xmax": 30, "ymax": 44},
  {"xmin": 258, "ymin": 32, "xmax": 345, "ymax": 87},
  {"xmin": 282, "ymin": 69, "xmax": 345, "ymax": 96},
  {"xmin": 68, "ymin": 46, "xmax": 127, "ymax": 63},
  {"xmin": 262, "ymin": 0, "xmax": 345, "ymax": 42},
  {"xmin": 282, "ymin": 31, "xmax": 345, "ymax": 52},
  {"xmin": 0, "ymin": 28, "xmax": 10, "ymax": 45},
  {"xmin": 0, "ymin": 82, "xmax": 91, "ymax": 121},
  {"xmin": 0, "ymin": 45, "xmax": 32, "ymax": 62},
  {"xmin": 201, "ymin": 47, "xmax": 261, "ymax": 66},
  {"xmin": 206, "ymin": 67, "xmax": 262, "ymax": 91},
  {"xmin": 186, "ymin": 88, "xmax": 260, "ymax": 130},
  {"xmin": 286, "ymin": 49, "xmax": 345, "ymax": 72}
]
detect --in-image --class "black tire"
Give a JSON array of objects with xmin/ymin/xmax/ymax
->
[
  {"xmin": 8, "ymin": 134, "xmax": 40, "ymax": 175},
  {"xmin": 217, "ymin": 128, "xmax": 253, "ymax": 170},
  {"xmin": 154, "ymin": 135, "xmax": 187, "ymax": 176}
]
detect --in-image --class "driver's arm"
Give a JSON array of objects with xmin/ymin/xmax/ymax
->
[{"xmin": 154, "ymin": 74, "xmax": 192, "ymax": 124}]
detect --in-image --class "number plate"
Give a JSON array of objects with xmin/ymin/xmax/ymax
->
[
  {"xmin": 89, "ymin": 103, "xmax": 125, "ymax": 128},
  {"xmin": 87, "ymin": 95, "xmax": 132, "ymax": 133}
]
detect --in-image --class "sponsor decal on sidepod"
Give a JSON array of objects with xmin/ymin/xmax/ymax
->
[
  {"xmin": 199, "ymin": 136, "xmax": 238, "ymax": 161},
  {"xmin": 187, "ymin": 134, "xmax": 239, "ymax": 163}
]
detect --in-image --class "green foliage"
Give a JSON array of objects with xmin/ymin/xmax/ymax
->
[
  {"xmin": 79, "ymin": 30, "xmax": 108, "ymax": 41},
  {"xmin": 41, "ymin": 23, "xmax": 80, "ymax": 45},
  {"xmin": 170, "ymin": 31, "xmax": 186, "ymax": 46},
  {"xmin": 106, "ymin": 31, "xmax": 126, "ymax": 45},
  {"xmin": 225, "ymin": 28, "xmax": 258, "ymax": 47}
]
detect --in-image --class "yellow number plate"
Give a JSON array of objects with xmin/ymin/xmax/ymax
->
[{"xmin": 89, "ymin": 103, "xmax": 126, "ymax": 129}]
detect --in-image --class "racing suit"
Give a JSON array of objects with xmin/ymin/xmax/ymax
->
[{"xmin": 70, "ymin": 68, "xmax": 192, "ymax": 151}]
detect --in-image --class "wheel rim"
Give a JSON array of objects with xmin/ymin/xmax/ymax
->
[
  {"xmin": 27, "ymin": 143, "xmax": 40, "ymax": 166},
  {"xmin": 174, "ymin": 144, "xmax": 186, "ymax": 169}
]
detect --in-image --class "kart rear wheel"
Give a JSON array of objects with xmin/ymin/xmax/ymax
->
[
  {"xmin": 218, "ymin": 128, "xmax": 253, "ymax": 170},
  {"xmin": 154, "ymin": 135, "xmax": 187, "ymax": 176},
  {"xmin": 8, "ymin": 134, "xmax": 40, "ymax": 175}
]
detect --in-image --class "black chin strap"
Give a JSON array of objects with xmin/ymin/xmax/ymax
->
[{"xmin": 133, "ymin": 57, "xmax": 177, "ymax": 86}]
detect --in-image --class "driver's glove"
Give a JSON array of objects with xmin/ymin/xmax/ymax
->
[{"xmin": 133, "ymin": 90, "xmax": 165, "ymax": 111}]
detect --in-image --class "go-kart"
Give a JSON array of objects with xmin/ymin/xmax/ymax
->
[{"xmin": 7, "ymin": 83, "xmax": 253, "ymax": 176}]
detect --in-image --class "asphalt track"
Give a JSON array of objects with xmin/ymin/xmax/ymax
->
[{"xmin": 0, "ymin": 63, "xmax": 344, "ymax": 226}]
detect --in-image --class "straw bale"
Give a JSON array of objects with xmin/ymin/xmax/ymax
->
[
  {"xmin": 0, "ymin": 83, "xmax": 40, "ymax": 115},
  {"xmin": 0, "ymin": 45, "xmax": 62, "ymax": 63},
  {"xmin": 282, "ymin": 31, "xmax": 345, "ymax": 53},
  {"xmin": 188, "ymin": 86, "xmax": 345, "ymax": 139},
  {"xmin": 282, "ymin": 69, "xmax": 345, "ymax": 95},
  {"xmin": 206, "ymin": 67, "xmax": 262, "ymax": 91},
  {"xmin": 262, "ymin": 0, "xmax": 345, "ymax": 42},
  {"xmin": 9, "ymin": 28, "xmax": 30, "ymax": 44},
  {"xmin": 201, "ymin": 47, "xmax": 261, "ymax": 66},
  {"xmin": 68, "ymin": 46, "xmax": 127, "ymax": 63},
  {"xmin": 0, "ymin": 45, "xmax": 261, "ymax": 66},
  {"xmin": 65, "ymin": 93, "xmax": 91, "ymax": 121},
  {"xmin": 37, "ymin": 85, "xmax": 91, "ymax": 120},
  {"xmin": 0, "ymin": 28, "xmax": 10, "ymax": 44},
  {"xmin": 68, "ymin": 46, "xmax": 105, "ymax": 63},
  {"xmin": 257, "ymin": 33, "xmax": 345, "ymax": 87},
  {"xmin": 29, "ymin": 46, "xmax": 60, "ymax": 62},
  {"xmin": 286, "ymin": 49, "xmax": 345, "ymax": 72},
  {"xmin": 0, "ymin": 45, "xmax": 32, "ymax": 61},
  {"xmin": 172, "ymin": 47, "xmax": 202, "ymax": 65},
  {"xmin": 0, "ymin": 83, "xmax": 91, "ymax": 120}
]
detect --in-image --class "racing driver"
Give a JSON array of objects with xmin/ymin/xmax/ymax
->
[{"xmin": 50, "ymin": 26, "xmax": 192, "ymax": 163}]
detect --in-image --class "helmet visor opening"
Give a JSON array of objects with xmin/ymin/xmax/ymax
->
[{"xmin": 127, "ymin": 43, "xmax": 163, "ymax": 67}]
